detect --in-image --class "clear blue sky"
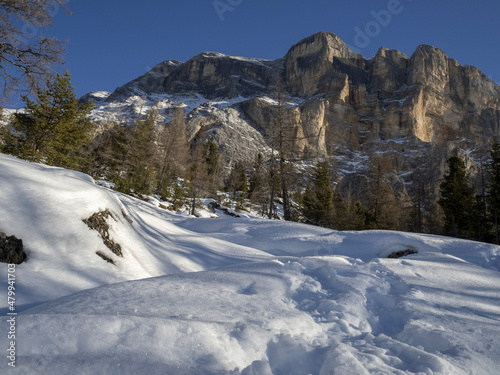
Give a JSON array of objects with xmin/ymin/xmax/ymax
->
[{"xmin": 46, "ymin": 0, "xmax": 499, "ymax": 98}]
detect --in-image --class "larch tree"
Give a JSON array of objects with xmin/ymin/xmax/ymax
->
[
  {"xmin": 156, "ymin": 104, "xmax": 189, "ymax": 197},
  {"xmin": 267, "ymin": 76, "xmax": 296, "ymax": 220}
]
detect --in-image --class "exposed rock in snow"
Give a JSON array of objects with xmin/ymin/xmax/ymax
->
[{"xmin": 0, "ymin": 232, "xmax": 25, "ymax": 264}]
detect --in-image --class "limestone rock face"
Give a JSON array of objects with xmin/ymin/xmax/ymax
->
[
  {"xmin": 284, "ymin": 32, "xmax": 364, "ymax": 97},
  {"xmin": 88, "ymin": 31, "xmax": 500, "ymax": 199},
  {"xmin": 371, "ymin": 47, "xmax": 408, "ymax": 93},
  {"xmin": 109, "ymin": 53, "xmax": 277, "ymax": 101},
  {"xmin": 108, "ymin": 60, "xmax": 183, "ymax": 100}
]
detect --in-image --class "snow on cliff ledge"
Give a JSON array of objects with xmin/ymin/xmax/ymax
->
[{"xmin": 1, "ymin": 153, "xmax": 500, "ymax": 374}]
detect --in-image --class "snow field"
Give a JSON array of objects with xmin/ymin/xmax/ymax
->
[{"xmin": 1, "ymin": 153, "xmax": 500, "ymax": 374}]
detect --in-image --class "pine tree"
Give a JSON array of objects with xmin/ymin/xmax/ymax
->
[
  {"xmin": 302, "ymin": 161, "xmax": 333, "ymax": 227},
  {"xmin": 226, "ymin": 161, "xmax": 249, "ymax": 211},
  {"xmin": 365, "ymin": 156, "xmax": 399, "ymax": 230},
  {"xmin": 332, "ymin": 186, "xmax": 369, "ymax": 231},
  {"xmin": 227, "ymin": 162, "xmax": 247, "ymax": 198},
  {"xmin": 249, "ymin": 153, "xmax": 269, "ymax": 216},
  {"xmin": 8, "ymin": 71, "xmax": 93, "ymax": 170},
  {"xmin": 488, "ymin": 139, "xmax": 500, "ymax": 243},
  {"xmin": 249, "ymin": 154, "xmax": 265, "ymax": 196},
  {"xmin": 438, "ymin": 156, "xmax": 476, "ymax": 239},
  {"xmin": 84, "ymin": 121, "xmax": 130, "ymax": 179},
  {"xmin": 205, "ymin": 141, "xmax": 219, "ymax": 177},
  {"xmin": 115, "ymin": 111, "xmax": 157, "ymax": 195},
  {"xmin": 409, "ymin": 167, "xmax": 427, "ymax": 233},
  {"xmin": 205, "ymin": 141, "xmax": 221, "ymax": 195}
]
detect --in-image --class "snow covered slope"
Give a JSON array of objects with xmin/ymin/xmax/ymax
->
[
  {"xmin": 0, "ymin": 154, "xmax": 270, "ymax": 309},
  {"xmin": 1, "ymin": 154, "xmax": 500, "ymax": 374}
]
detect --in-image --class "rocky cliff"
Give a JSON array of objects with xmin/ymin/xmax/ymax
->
[{"xmin": 87, "ymin": 31, "xmax": 500, "ymax": 200}]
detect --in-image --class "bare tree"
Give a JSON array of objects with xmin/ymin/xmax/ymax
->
[
  {"xmin": 188, "ymin": 143, "xmax": 209, "ymax": 216},
  {"xmin": 365, "ymin": 155, "xmax": 399, "ymax": 229},
  {"xmin": 267, "ymin": 76, "xmax": 297, "ymax": 220},
  {"xmin": 156, "ymin": 104, "xmax": 189, "ymax": 195},
  {"xmin": 0, "ymin": 0, "xmax": 69, "ymax": 104}
]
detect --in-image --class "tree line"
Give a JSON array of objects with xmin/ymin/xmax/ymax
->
[
  {"xmin": 438, "ymin": 148, "xmax": 500, "ymax": 244},
  {"xmin": 2, "ymin": 71, "xmax": 500, "ymax": 244},
  {"xmin": 300, "ymin": 149, "xmax": 500, "ymax": 244}
]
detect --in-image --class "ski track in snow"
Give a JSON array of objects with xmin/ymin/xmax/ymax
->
[{"xmin": 1, "ymin": 154, "xmax": 500, "ymax": 374}]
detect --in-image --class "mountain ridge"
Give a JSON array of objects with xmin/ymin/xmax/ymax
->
[
  {"xmin": 99, "ymin": 32, "xmax": 500, "ymax": 101},
  {"xmin": 83, "ymin": 32, "xmax": 500, "ymax": 211}
]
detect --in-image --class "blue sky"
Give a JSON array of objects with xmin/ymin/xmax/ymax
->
[{"xmin": 46, "ymin": 0, "xmax": 499, "ymax": 98}]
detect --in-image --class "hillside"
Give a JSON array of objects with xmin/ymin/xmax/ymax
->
[
  {"xmin": 1, "ymin": 154, "xmax": 500, "ymax": 374},
  {"xmin": 84, "ymin": 32, "xmax": 500, "ymax": 199}
]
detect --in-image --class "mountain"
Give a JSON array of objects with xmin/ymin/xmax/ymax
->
[
  {"xmin": 85, "ymin": 31, "xmax": 500, "ymax": 198},
  {"xmin": 1, "ymin": 153, "xmax": 500, "ymax": 374}
]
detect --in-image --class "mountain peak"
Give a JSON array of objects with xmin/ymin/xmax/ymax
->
[{"xmin": 286, "ymin": 31, "xmax": 360, "ymax": 61}]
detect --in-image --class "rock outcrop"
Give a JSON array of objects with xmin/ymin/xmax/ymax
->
[
  {"xmin": 83, "ymin": 210, "xmax": 123, "ymax": 258},
  {"xmin": 0, "ymin": 232, "xmax": 26, "ymax": 264}
]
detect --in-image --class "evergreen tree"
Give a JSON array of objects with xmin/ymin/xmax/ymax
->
[
  {"xmin": 7, "ymin": 71, "xmax": 93, "ymax": 170},
  {"xmin": 438, "ymin": 156, "xmax": 476, "ymax": 238},
  {"xmin": 115, "ymin": 111, "xmax": 157, "ymax": 195},
  {"xmin": 365, "ymin": 156, "xmax": 398, "ymax": 229},
  {"xmin": 409, "ymin": 167, "xmax": 427, "ymax": 233},
  {"xmin": 205, "ymin": 141, "xmax": 219, "ymax": 177},
  {"xmin": 333, "ymin": 186, "xmax": 369, "ymax": 231},
  {"xmin": 488, "ymin": 139, "xmax": 500, "ymax": 243},
  {"xmin": 226, "ymin": 162, "xmax": 249, "ymax": 211},
  {"xmin": 302, "ymin": 162, "xmax": 333, "ymax": 227},
  {"xmin": 249, "ymin": 153, "xmax": 269, "ymax": 217},
  {"xmin": 227, "ymin": 162, "xmax": 247, "ymax": 198},
  {"xmin": 249, "ymin": 153, "xmax": 265, "ymax": 196},
  {"xmin": 205, "ymin": 141, "xmax": 221, "ymax": 195},
  {"xmin": 84, "ymin": 121, "xmax": 130, "ymax": 179}
]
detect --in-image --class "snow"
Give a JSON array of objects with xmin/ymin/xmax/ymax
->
[
  {"xmin": 200, "ymin": 52, "xmax": 272, "ymax": 68},
  {"xmin": 89, "ymin": 91, "xmax": 111, "ymax": 99},
  {"xmin": 1, "ymin": 153, "xmax": 500, "ymax": 374},
  {"xmin": 256, "ymin": 95, "xmax": 306, "ymax": 108},
  {"xmin": 0, "ymin": 108, "xmax": 22, "ymax": 127},
  {"xmin": 89, "ymin": 92, "xmax": 253, "ymax": 125}
]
